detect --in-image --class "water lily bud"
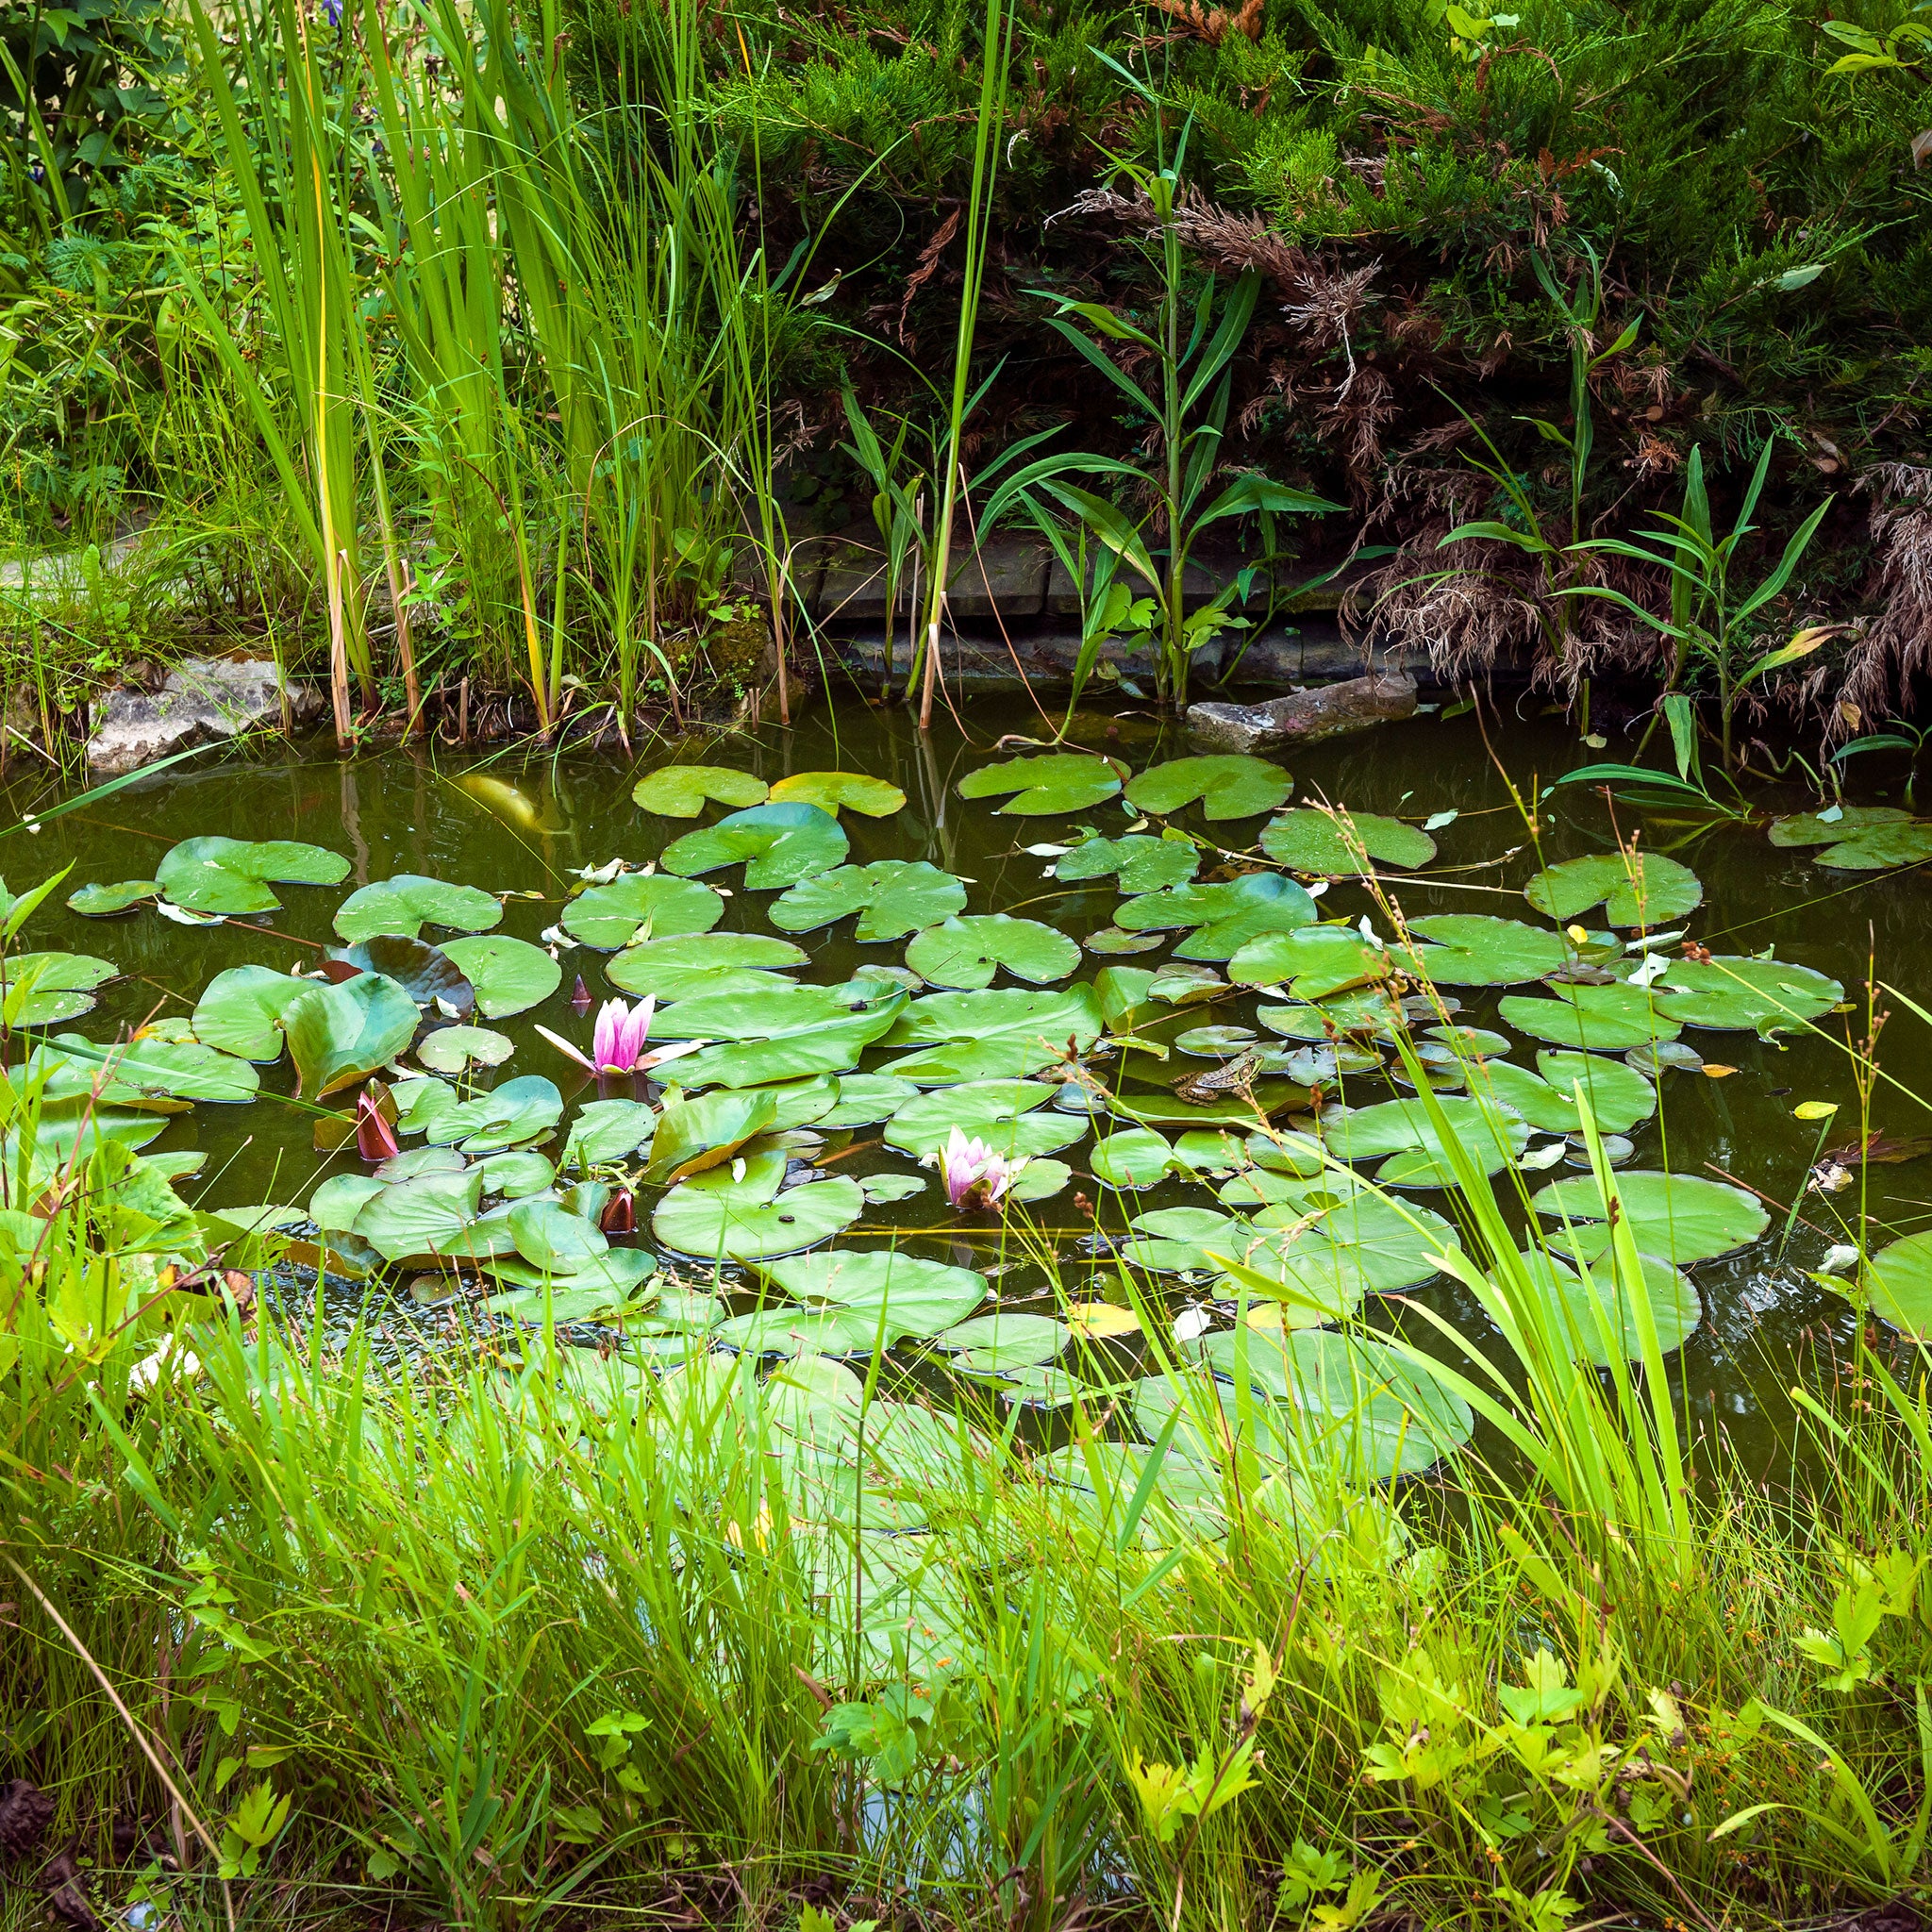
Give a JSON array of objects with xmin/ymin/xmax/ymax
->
[
  {"xmin": 600, "ymin": 1189, "xmax": 636, "ymax": 1235},
  {"xmin": 356, "ymin": 1086, "xmax": 400, "ymax": 1161}
]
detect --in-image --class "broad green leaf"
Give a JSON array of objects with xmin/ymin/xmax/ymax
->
[
  {"xmin": 642, "ymin": 1089, "xmax": 779, "ymax": 1183},
  {"xmin": 932, "ymin": 1311, "xmax": 1069, "ymax": 1372},
  {"xmin": 884, "ymin": 1080, "xmax": 1090, "ymax": 1158},
  {"xmin": 606, "ymin": 931, "xmax": 807, "ymax": 1002},
  {"xmin": 649, "ymin": 982, "xmax": 864, "ymax": 1039},
  {"xmin": 957, "ymin": 753, "xmax": 1126, "ymax": 815},
  {"xmin": 562, "ymin": 873, "xmax": 725, "ymax": 949},
  {"xmin": 1108, "ymin": 1081, "xmax": 1305, "ymax": 1128},
  {"xmin": 28, "ymin": 1033, "xmax": 259, "ymax": 1110},
  {"xmin": 1054, "ymin": 835, "xmax": 1200, "ymax": 893},
  {"xmin": 1866, "ymin": 1231, "xmax": 1932, "ymax": 1338},
  {"xmin": 155, "ymin": 837, "xmax": 349, "ymax": 914},
  {"xmin": 1259, "ymin": 809, "xmax": 1437, "ymax": 875},
  {"xmin": 904, "ymin": 914, "xmax": 1081, "ymax": 990},
  {"xmin": 819, "ymin": 1074, "xmax": 922, "ymax": 1127},
  {"xmin": 1650, "ymin": 956, "xmax": 1842, "ymax": 1036},
  {"xmin": 632, "ymin": 765, "xmax": 769, "ymax": 817},
  {"xmin": 192, "ymin": 964, "xmax": 308, "ymax": 1061},
  {"xmin": 353, "ymin": 1169, "xmax": 486, "ymax": 1262},
  {"xmin": 660, "ymin": 802, "xmax": 849, "ymax": 891},
  {"xmin": 333, "ymin": 874, "xmax": 503, "ymax": 943},
  {"xmin": 1530, "ymin": 1170, "xmax": 1769, "ymax": 1262},
  {"xmin": 1124, "ymin": 755, "xmax": 1292, "ymax": 822},
  {"xmin": 768, "ymin": 771, "xmax": 908, "ymax": 818},
  {"xmin": 1257, "ymin": 988, "xmax": 1408, "ymax": 1041},
  {"xmin": 1768, "ymin": 807, "xmax": 1911, "ymax": 848},
  {"xmin": 425, "ymin": 1074, "xmax": 564, "ymax": 1154},
  {"xmin": 1498, "ymin": 982, "xmax": 1682, "ymax": 1051},
  {"xmin": 1406, "ymin": 915, "xmax": 1574, "ymax": 986},
  {"xmin": 1811, "ymin": 822, "xmax": 1932, "ymax": 872},
  {"xmin": 1319, "ymin": 1095, "xmax": 1528, "ymax": 1182},
  {"xmin": 757, "ymin": 1250, "xmax": 987, "ymax": 1345},
  {"xmin": 1510, "ymin": 1247, "xmax": 1702, "ymax": 1364},
  {"xmin": 508, "ymin": 1198, "xmax": 611, "ymax": 1274},
  {"xmin": 771, "ymin": 861, "xmax": 967, "ymax": 941},
  {"xmin": 1229, "ymin": 924, "xmax": 1391, "ymax": 998},
  {"xmin": 440, "ymin": 936, "xmax": 562, "ymax": 1018},
  {"xmin": 418, "ymin": 1024, "xmax": 514, "ymax": 1074},
  {"xmin": 284, "ymin": 973, "xmax": 421, "ymax": 1099},
  {"xmin": 1476, "ymin": 1050, "xmax": 1656, "ymax": 1135},
  {"xmin": 1524, "ymin": 851, "xmax": 1702, "ymax": 926},
  {"xmin": 2, "ymin": 951, "xmax": 116, "ymax": 1027},
  {"xmin": 68, "ymin": 880, "xmax": 158, "ymax": 917},
  {"xmin": 670, "ymin": 995, "xmax": 908, "ymax": 1091},
  {"xmin": 561, "ymin": 1098, "xmax": 658, "ymax": 1166},
  {"xmin": 478, "ymin": 1149, "xmax": 556, "ymax": 1198},
  {"xmin": 653, "ymin": 1158, "xmax": 863, "ymax": 1261},
  {"xmin": 1116, "ymin": 873, "xmax": 1319, "ymax": 960},
  {"xmin": 1090, "ymin": 1128, "xmax": 1173, "ymax": 1188}
]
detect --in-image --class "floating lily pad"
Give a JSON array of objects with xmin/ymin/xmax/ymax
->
[
  {"xmin": 436, "ymin": 936, "xmax": 558, "ymax": 1019},
  {"xmin": 418, "ymin": 1024, "xmax": 515, "ymax": 1074},
  {"xmin": 820, "ymin": 1074, "xmax": 923, "ymax": 1127},
  {"xmin": 560, "ymin": 1098, "xmax": 658, "ymax": 1166},
  {"xmin": 957, "ymin": 753, "xmax": 1126, "ymax": 815},
  {"xmin": 334, "ymin": 874, "xmax": 503, "ymax": 944},
  {"xmin": 1319, "ymin": 1095, "xmax": 1528, "ymax": 1183},
  {"xmin": 725, "ymin": 1251, "xmax": 984, "ymax": 1355},
  {"xmin": 1530, "ymin": 1170, "xmax": 1769, "ymax": 1263},
  {"xmin": 1228, "ymin": 925, "xmax": 1391, "ymax": 998},
  {"xmin": 155, "ymin": 837, "xmax": 350, "ymax": 915},
  {"xmin": 1497, "ymin": 982, "xmax": 1682, "ymax": 1052},
  {"xmin": 653, "ymin": 1152, "xmax": 864, "ymax": 1261},
  {"xmin": 285, "ymin": 973, "xmax": 421, "ymax": 1099},
  {"xmin": 649, "ymin": 982, "xmax": 863, "ymax": 1040},
  {"xmin": 1054, "ymin": 834, "xmax": 1200, "ymax": 894},
  {"xmin": 425, "ymin": 1074, "xmax": 564, "ymax": 1154},
  {"xmin": 632, "ymin": 765, "xmax": 769, "ymax": 818},
  {"xmin": 1230, "ymin": 1191, "xmax": 1458, "ymax": 1316},
  {"xmin": 606, "ymin": 931, "xmax": 808, "ymax": 1002},
  {"xmin": 1257, "ymin": 988, "xmax": 1407, "ymax": 1041},
  {"xmin": 1650, "ymin": 956, "xmax": 1842, "ymax": 1036},
  {"xmin": 353, "ymin": 1168, "xmax": 486, "ymax": 1262},
  {"xmin": 1116, "ymin": 873, "xmax": 1320, "ymax": 960},
  {"xmin": 1010, "ymin": 1157, "xmax": 1073, "ymax": 1202},
  {"xmin": 671, "ymin": 996, "xmax": 908, "ymax": 1091},
  {"xmin": 932, "ymin": 1311, "xmax": 1069, "ymax": 1372},
  {"xmin": 1124, "ymin": 756, "xmax": 1293, "ymax": 823},
  {"xmin": 884, "ymin": 986, "xmax": 1101, "ymax": 1082},
  {"xmin": 861, "ymin": 1172, "xmax": 927, "ymax": 1204},
  {"xmin": 1768, "ymin": 806, "xmax": 1913, "ymax": 848},
  {"xmin": 191, "ymin": 964, "xmax": 310, "ymax": 1061},
  {"xmin": 1147, "ymin": 962, "xmax": 1230, "ymax": 1005},
  {"xmin": 29, "ymin": 1033, "xmax": 260, "ymax": 1110},
  {"xmin": 1407, "ymin": 915, "xmax": 1573, "ymax": 987},
  {"xmin": 478, "ymin": 1149, "xmax": 556, "ymax": 1198},
  {"xmin": 884, "ymin": 1079, "xmax": 1089, "ymax": 1159},
  {"xmin": 1259, "ymin": 809, "xmax": 1437, "ymax": 875},
  {"xmin": 1524, "ymin": 852, "xmax": 1702, "ymax": 927},
  {"xmin": 562, "ymin": 873, "xmax": 725, "ymax": 949},
  {"xmin": 1176, "ymin": 1024, "xmax": 1258, "ymax": 1057},
  {"xmin": 1088, "ymin": 1128, "xmax": 1172, "ymax": 1189},
  {"xmin": 1478, "ymin": 1050, "xmax": 1657, "ymax": 1135},
  {"xmin": 68, "ymin": 880, "xmax": 158, "ymax": 917},
  {"xmin": 2, "ymin": 951, "xmax": 116, "ymax": 1027},
  {"xmin": 661, "ymin": 802, "xmax": 849, "ymax": 891},
  {"xmin": 767, "ymin": 771, "xmax": 907, "ymax": 818},
  {"xmin": 642, "ymin": 1089, "xmax": 778, "ymax": 1184},
  {"xmin": 1512, "ymin": 1247, "xmax": 1702, "ymax": 1363},
  {"xmin": 330, "ymin": 936, "xmax": 475, "ymax": 1018},
  {"xmin": 1086, "ymin": 926, "xmax": 1166, "ymax": 956},
  {"xmin": 771, "ymin": 860, "xmax": 967, "ymax": 941},
  {"xmin": 904, "ymin": 914, "xmax": 1081, "ymax": 990},
  {"xmin": 1768, "ymin": 810, "xmax": 1932, "ymax": 871},
  {"xmin": 1108, "ymin": 1081, "xmax": 1304, "ymax": 1128},
  {"xmin": 1865, "ymin": 1231, "xmax": 1932, "ymax": 1337}
]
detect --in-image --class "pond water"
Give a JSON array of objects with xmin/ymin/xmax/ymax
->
[{"xmin": 9, "ymin": 697, "xmax": 1929, "ymax": 1483}]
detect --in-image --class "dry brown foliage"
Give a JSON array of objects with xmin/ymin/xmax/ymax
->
[
  {"xmin": 1145, "ymin": 0, "xmax": 1261, "ymax": 42},
  {"xmin": 1827, "ymin": 464, "xmax": 1932, "ymax": 734}
]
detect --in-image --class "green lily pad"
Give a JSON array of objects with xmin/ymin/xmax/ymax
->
[
  {"xmin": 1320, "ymin": 1095, "xmax": 1528, "ymax": 1183},
  {"xmin": 1768, "ymin": 811, "xmax": 1932, "ymax": 870},
  {"xmin": 957, "ymin": 753, "xmax": 1126, "ymax": 815},
  {"xmin": 725, "ymin": 1251, "xmax": 984, "ymax": 1356},
  {"xmin": 1477, "ymin": 1050, "xmax": 1657, "ymax": 1135},
  {"xmin": 561, "ymin": 873, "xmax": 725, "ymax": 950},
  {"xmin": 67, "ymin": 879, "xmax": 158, "ymax": 917},
  {"xmin": 1511, "ymin": 1247, "xmax": 1702, "ymax": 1363},
  {"xmin": 1259, "ymin": 809, "xmax": 1437, "ymax": 875},
  {"xmin": 285, "ymin": 973, "xmax": 421, "ymax": 1099},
  {"xmin": 330, "ymin": 936, "xmax": 475, "ymax": 1017},
  {"xmin": 861, "ymin": 1172, "xmax": 928, "ymax": 1203},
  {"xmin": 418, "ymin": 1024, "xmax": 515, "ymax": 1074},
  {"xmin": 1055, "ymin": 835, "xmax": 1200, "ymax": 894},
  {"xmin": 309, "ymin": 1173, "xmax": 387, "ymax": 1234},
  {"xmin": 649, "ymin": 982, "xmax": 863, "ymax": 1039},
  {"xmin": 1116, "ymin": 873, "xmax": 1320, "ymax": 960},
  {"xmin": 904, "ymin": 914, "xmax": 1081, "ymax": 990},
  {"xmin": 1229, "ymin": 1192, "xmax": 1458, "ymax": 1316},
  {"xmin": 1228, "ymin": 925, "xmax": 1391, "ymax": 998},
  {"xmin": 1865, "ymin": 1231, "xmax": 1932, "ymax": 1337},
  {"xmin": 653, "ymin": 1153, "xmax": 864, "ymax": 1261},
  {"xmin": 884, "ymin": 1080, "xmax": 1089, "ymax": 1159},
  {"xmin": 507, "ymin": 1198, "xmax": 610, "ymax": 1274},
  {"xmin": 768, "ymin": 771, "xmax": 908, "ymax": 818},
  {"xmin": 1530, "ymin": 1170, "xmax": 1769, "ymax": 1263},
  {"xmin": 1497, "ymin": 982, "xmax": 1682, "ymax": 1052},
  {"xmin": 1257, "ymin": 988, "xmax": 1407, "ymax": 1041},
  {"xmin": 334, "ymin": 874, "xmax": 503, "ymax": 944},
  {"xmin": 1768, "ymin": 806, "xmax": 1913, "ymax": 848},
  {"xmin": 560, "ymin": 1098, "xmax": 658, "ymax": 1166},
  {"xmin": 1085, "ymin": 925, "xmax": 1166, "ymax": 955},
  {"xmin": 1147, "ymin": 963, "xmax": 1229, "ymax": 1004},
  {"xmin": 885, "ymin": 987, "xmax": 1103, "ymax": 1065},
  {"xmin": 820, "ymin": 1074, "xmax": 923, "ymax": 1128},
  {"xmin": 770, "ymin": 860, "xmax": 967, "ymax": 941},
  {"xmin": 1524, "ymin": 852, "xmax": 1703, "ymax": 927},
  {"xmin": 660, "ymin": 802, "xmax": 849, "ymax": 891},
  {"xmin": 191, "ymin": 964, "xmax": 308, "ymax": 1060},
  {"xmin": 1176, "ymin": 1024, "xmax": 1258, "ymax": 1057},
  {"xmin": 670, "ymin": 995, "xmax": 908, "ymax": 1091},
  {"xmin": 477, "ymin": 1149, "xmax": 556, "ymax": 1198},
  {"xmin": 391, "ymin": 1076, "xmax": 458, "ymax": 1136},
  {"xmin": 632, "ymin": 765, "xmax": 769, "ymax": 817},
  {"xmin": 440, "ymin": 936, "xmax": 563, "ymax": 1019},
  {"xmin": 1407, "ymin": 915, "xmax": 1574, "ymax": 987},
  {"xmin": 642, "ymin": 1089, "xmax": 778, "ymax": 1183},
  {"xmin": 155, "ymin": 837, "xmax": 350, "ymax": 915},
  {"xmin": 1009, "ymin": 1157, "xmax": 1073, "ymax": 1202},
  {"xmin": 932, "ymin": 1311, "xmax": 1069, "ymax": 1372},
  {"xmin": 1650, "ymin": 956, "xmax": 1843, "ymax": 1036},
  {"xmin": 28, "ymin": 1033, "xmax": 260, "ymax": 1110},
  {"xmin": 1124, "ymin": 755, "xmax": 1292, "ymax": 823},
  {"xmin": 2, "ymin": 951, "xmax": 116, "ymax": 1027},
  {"xmin": 353, "ymin": 1168, "xmax": 486, "ymax": 1262},
  {"xmin": 425, "ymin": 1074, "xmax": 564, "ymax": 1154},
  {"xmin": 605, "ymin": 932, "xmax": 808, "ymax": 1002}
]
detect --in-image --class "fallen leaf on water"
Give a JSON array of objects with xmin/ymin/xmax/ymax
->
[
  {"xmin": 1066, "ymin": 1302, "xmax": 1141, "ymax": 1339},
  {"xmin": 1820, "ymin": 1132, "xmax": 1932, "ymax": 1167},
  {"xmin": 1702, "ymin": 1064, "xmax": 1739, "ymax": 1079}
]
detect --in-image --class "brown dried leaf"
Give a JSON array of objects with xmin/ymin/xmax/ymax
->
[
  {"xmin": 1820, "ymin": 1132, "xmax": 1932, "ymax": 1167},
  {"xmin": 0, "ymin": 1781, "xmax": 53, "ymax": 1864}
]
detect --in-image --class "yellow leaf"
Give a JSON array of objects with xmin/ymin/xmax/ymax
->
[
  {"xmin": 1066, "ymin": 1302, "xmax": 1141, "ymax": 1339},
  {"xmin": 1702, "ymin": 1064, "xmax": 1738, "ymax": 1079},
  {"xmin": 1246, "ymin": 1300, "xmax": 1286, "ymax": 1330},
  {"xmin": 1793, "ymin": 1100, "xmax": 1840, "ymax": 1121},
  {"xmin": 1565, "ymin": 924, "xmax": 1589, "ymax": 944}
]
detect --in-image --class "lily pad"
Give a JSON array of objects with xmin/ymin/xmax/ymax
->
[
  {"xmin": 1124, "ymin": 755, "xmax": 1292, "ymax": 822},
  {"xmin": 562, "ymin": 873, "xmax": 725, "ymax": 949},
  {"xmin": 334, "ymin": 874, "xmax": 503, "ymax": 944},
  {"xmin": 1228, "ymin": 1192, "xmax": 1458, "ymax": 1316},
  {"xmin": 661, "ymin": 802, "xmax": 849, "ymax": 891},
  {"xmin": 478, "ymin": 1149, "xmax": 556, "ymax": 1198},
  {"xmin": 1257, "ymin": 988, "xmax": 1407, "ymax": 1041},
  {"xmin": 649, "ymin": 982, "xmax": 863, "ymax": 1039},
  {"xmin": 632, "ymin": 765, "xmax": 769, "ymax": 817},
  {"xmin": 353, "ymin": 1168, "xmax": 486, "ymax": 1263},
  {"xmin": 653, "ymin": 1154, "xmax": 863, "ymax": 1261},
  {"xmin": 1116, "ymin": 873, "xmax": 1320, "ymax": 960},
  {"xmin": 771, "ymin": 860, "xmax": 967, "ymax": 941},
  {"xmin": 606, "ymin": 931, "xmax": 808, "ymax": 1002},
  {"xmin": 155, "ymin": 837, "xmax": 350, "ymax": 915},
  {"xmin": 642, "ymin": 1089, "xmax": 779, "ymax": 1183},
  {"xmin": 1478, "ymin": 1050, "xmax": 1657, "ymax": 1135},
  {"xmin": 1228, "ymin": 925, "xmax": 1391, "ymax": 999},
  {"xmin": 425, "ymin": 1074, "xmax": 564, "ymax": 1154},
  {"xmin": 725, "ymin": 1251, "xmax": 984, "ymax": 1355},
  {"xmin": 1530, "ymin": 1170, "xmax": 1769, "ymax": 1263},
  {"xmin": 560, "ymin": 1098, "xmax": 658, "ymax": 1166},
  {"xmin": 1865, "ymin": 1231, "xmax": 1932, "ymax": 1337},
  {"xmin": 1176, "ymin": 1024, "xmax": 1258, "ymax": 1057},
  {"xmin": 957, "ymin": 753, "xmax": 1126, "ymax": 815},
  {"xmin": 440, "ymin": 936, "xmax": 562, "ymax": 1019},
  {"xmin": 29, "ymin": 1033, "xmax": 260, "ymax": 1110},
  {"xmin": 191, "ymin": 964, "xmax": 308, "ymax": 1061},
  {"xmin": 2, "ymin": 951, "xmax": 116, "ymax": 1027},
  {"xmin": 904, "ymin": 914, "xmax": 1081, "ymax": 990},
  {"xmin": 329, "ymin": 936, "xmax": 475, "ymax": 1018},
  {"xmin": 1650, "ymin": 956, "xmax": 1842, "ymax": 1037},
  {"xmin": 1524, "ymin": 852, "xmax": 1702, "ymax": 927},
  {"xmin": 1511, "ymin": 1247, "xmax": 1702, "ymax": 1363},
  {"xmin": 1407, "ymin": 915, "xmax": 1573, "ymax": 987},
  {"xmin": 68, "ymin": 880, "xmax": 158, "ymax": 917},
  {"xmin": 670, "ymin": 995, "xmax": 908, "ymax": 1091},
  {"xmin": 1768, "ymin": 806, "xmax": 1913, "ymax": 848},
  {"xmin": 1085, "ymin": 926, "xmax": 1166, "ymax": 955},
  {"xmin": 884, "ymin": 1080, "xmax": 1090, "ymax": 1159},
  {"xmin": 285, "ymin": 973, "xmax": 421, "ymax": 1099},
  {"xmin": 767, "ymin": 771, "xmax": 907, "ymax": 818},
  {"xmin": 418, "ymin": 1024, "xmax": 515, "ymax": 1074},
  {"xmin": 861, "ymin": 1173, "xmax": 927, "ymax": 1204},
  {"xmin": 1769, "ymin": 811, "xmax": 1932, "ymax": 870},
  {"xmin": 931, "ymin": 1311, "xmax": 1069, "ymax": 1372},
  {"xmin": 820, "ymin": 1074, "xmax": 923, "ymax": 1128},
  {"xmin": 1055, "ymin": 836, "xmax": 1200, "ymax": 894},
  {"xmin": 1319, "ymin": 1095, "xmax": 1528, "ymax": 1183},
  {"xmin": 1497, "ymin": 982, "xmax": 1682, "ymax": 1052},
  {"xmin": 884, "ymin": 986, "xmax": 1101, "ymax": 1083},
  {"xmin": 1259, "ymin": 809, "xmax": 1437, "ymax": 875}
]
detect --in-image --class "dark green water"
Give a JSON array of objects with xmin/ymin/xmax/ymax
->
[{"xmin": 8, "ymin": 698, "xmax": 1928, "ymax": 1472}]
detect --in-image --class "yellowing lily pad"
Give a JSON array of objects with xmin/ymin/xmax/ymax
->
[
  {"xmin": 632, "ymin": 765, "xmax": 769, "ymax": 818},
  {"xmin": 768, "ymin": 771, "xmax": 907, "ymax": 817}
]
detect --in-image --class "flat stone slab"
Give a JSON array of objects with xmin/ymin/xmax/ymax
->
[
  {"xmin": 1185, "ymin": 671, "xmax": 1419, "ymax": 753},
  {"xmin": 87, "ymin": 656, "xmax": 321, "ymax": 777}
]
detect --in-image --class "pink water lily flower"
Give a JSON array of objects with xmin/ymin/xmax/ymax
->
[
  {"xmin": 536, "ymin": 994, "xmax": 706, "ymax": 1079},
  {"xmin": 931, "ymin": 1127, "xmax": 1026, "ymax": 1212}
]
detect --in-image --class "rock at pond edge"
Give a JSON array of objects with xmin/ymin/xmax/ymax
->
[
  {"xmin": 86, "ymin": 657, "xmax": 323, "ymax": 778},
  {"xmin": 1185, "ymin": 671, "xmax": 1418, "ymax": 754}
]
